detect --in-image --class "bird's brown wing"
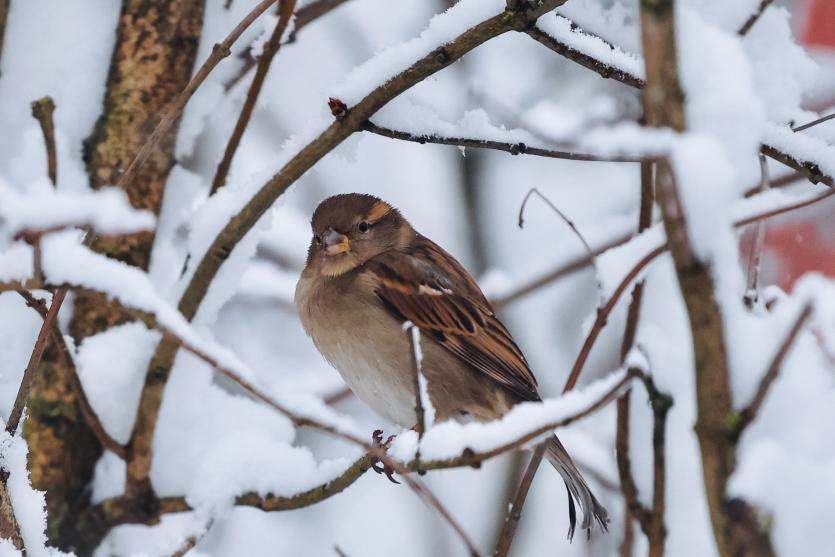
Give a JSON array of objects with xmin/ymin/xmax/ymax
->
[{"xmin": 369, "ymin": 237, "xmax": 539, "ymax": 402}]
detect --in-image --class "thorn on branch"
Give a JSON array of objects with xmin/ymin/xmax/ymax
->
[{"xmin": 30, "ymin": 96, "xmax": 57, "ymax": 186}]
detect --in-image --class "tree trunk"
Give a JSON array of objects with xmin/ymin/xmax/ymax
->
[{"xmin": 24, "ymin": 1, "xmax": 205, "ymax": 553}]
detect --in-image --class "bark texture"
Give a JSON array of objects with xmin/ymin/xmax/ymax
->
[
  {"xmin": 24, "ymin": 1, "xmax": 205, "ymax": 553},
  {"xmin": 639, "ymin": 1, "xmax": 774, "ymax": 555}
]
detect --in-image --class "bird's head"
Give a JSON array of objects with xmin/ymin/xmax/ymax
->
[{"xmin": 305, "ymin": 193, "xmax": 413, "ymax": 277}]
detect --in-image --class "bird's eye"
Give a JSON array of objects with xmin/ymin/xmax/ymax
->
[
  {"xmin": 357, "ymin": 221, "xmax": 370, "ymax": 233},
  {"xmin": 314, "ymin": 234, "xmax": 322, "ymax": 246}
]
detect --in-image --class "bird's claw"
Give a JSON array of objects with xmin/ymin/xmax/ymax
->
[{"xmin": 371, "ymin": 429, "xmax": 399, "ymax": 484}]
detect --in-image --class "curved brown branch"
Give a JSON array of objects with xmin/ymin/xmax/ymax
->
[
  {"xmin": 115, "ymin": 0, "xmax": 277, "ymax": 193},
  {"xmin": 562, "ymin": 244, "xmax": 666, "ymax": 393},
  {"xmin": 363, "ymin": 121, "xmax": 643, "ymax": 163},
  {"xmin": 211, "ymin": 0, "xmax": 297, "ymax": 194}
]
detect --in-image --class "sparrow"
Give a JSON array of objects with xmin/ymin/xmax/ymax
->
[{"xmin": 294, "ymin": 193, "xmax": 608, "ymax": 538}]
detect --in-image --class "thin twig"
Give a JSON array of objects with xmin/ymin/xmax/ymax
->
[
  {"xmin": 744, "ymin": 154, "xmax": 769, "ymax": 307},
  {"xmin": 211, "ymin": 0, "xmax": 297, "ymax": 194},
  {"xmin": 525, "ymin": 25, "xmax": 645, "ymax": 89},
  {"xmin": 792, "ymin": 112, "xmax": 835, "ymax": 133},
  {"xmin": 518, "ymin": 187, "xmax": 603, "ymax": 303},
  {"xmin": 6, "ymin": 287, "xmax": 67, "ymax": 433},
  {"xmin": 738, "ymin": 0, "xmax": 775, "ymax": 36},
  {"xmin": 562, "ymin": 245, "xmax": 666, "ymax": 393},
  {"xmin": 115, "ymin": 0, "xmax": 277, "ymax": 192},
  {"xmin": 16, "ymin": 291, "xmax": 128, "ymax": 458},
  {"xmin": 224, "ymin": 0, "xmax": 354, "ymax": 91},
  {"xmin": 743, "ymin": 171, "xmax": 800, "ymax": 197},
  {"xmin": 734, "ymin": 304, "xmax": 812, "ymax": 438},
  {"xmin": 493, "ymin": 443, "xmax": 546, "ymax": 557},
  {"xmin": 524, "ymin": 18, "xmax": 834, "ymax": 190},
  {"xmin": 31, "ymin": 96, "xmax": 57, "ymax": 185},
  {"xmin": 616, "ymin": 159, "xmax": 654, "ymax": 540},
  {"xmin": 334, "ymin": 546, "xmax": 350, "ymax": 557},
  {"xmin": 170, "ymin": 519, "xmax": 213, "ymax": 557},
  {"xmin": 363, "ymin": 121, "xmax": 642, "ymax": 163}
]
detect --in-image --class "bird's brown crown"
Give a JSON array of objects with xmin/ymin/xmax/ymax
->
[{"xmin": 306, "ymin": 194, "xmax": 412, "ymax": 277}]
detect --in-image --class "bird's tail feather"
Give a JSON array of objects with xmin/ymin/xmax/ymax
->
[{"xmin": 545, "ymin": 435, "xmax": 609, "ymax": 540}]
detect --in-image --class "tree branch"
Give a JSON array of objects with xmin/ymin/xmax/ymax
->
[
  {"xmin": 16, "ymin": 291, "xmax": 128, "ymax": 458},
  {"xmin": 363, "ymin": 121, "xmax": 642, "ymax": 163},
  {"xmin": 224, "ymin": 0, "xmax": 354, "ymax": 91},
  {"xmin": 525, "ymin": 17, "xmax": 834, "ymax": 190},
  {"xmin": 525, "ymin": 24, "xmax": 645, "ymax": 89},
  {"xmin": 732, "ymin": 304, "xmax": 812, "ymax": 439},
  {"xmin": 211, "ymin": 0, "xmax": 297, "ymax": 194},
  {"xmin": 743, "ymin": 154, "xmax": 769, "ymax": 307},
  {"xmin": 492, "ymin": 443, "xmax": 545, "ymax": 557},
  {"xmin": 31, "ymin": 96, "xmax": 57, "ymax": 185},
  {"xmin": 738, "ymin": 0, "xmax": 775, "ymax": 36},
  {"xmin": 6, "ymin": 287, "xmax": 67, "ymax": 434},
  {"xmin": 114, "ymin": 0, "xmax": 277, "ymax": 193}
]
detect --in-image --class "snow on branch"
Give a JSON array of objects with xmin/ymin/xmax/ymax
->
[
  {"xmin": 388, "ymin": 368, "xmax": 631, "ymax": 466},
  {"xmin": 0, "ymin": 184, "xmax": 155, "ymax": 245}
]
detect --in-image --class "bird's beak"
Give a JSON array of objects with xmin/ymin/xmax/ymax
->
[{"xmin": 322, "ymin": 229, "xmax": 351, "ymax": 256}]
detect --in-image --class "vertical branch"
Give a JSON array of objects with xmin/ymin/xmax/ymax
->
[
  {"xmin": 743, "ymin": 154, "xmax": 769, "ymax": 307},
  {"xmin": 492, "ymin": 443, "xmax": 545, "ymax": 557},
  {"xmin": 639, "ymin": 1, "xmax": 773, "ymax": 556},
  {"xmin": 31, "ymin": 96, "xmax": 57, "ymax": 185},
  {"xmin": 616, "ymin": 159, "xmax": 655, "ymax": 551},
  {"xmin": 210, "ymin": 0, "xmax": 296, "ymax": 194}
]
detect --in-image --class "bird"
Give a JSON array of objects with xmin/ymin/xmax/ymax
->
[{"xmin": 294, "ymin": 193, "xmax": 608, "ymax": 539}]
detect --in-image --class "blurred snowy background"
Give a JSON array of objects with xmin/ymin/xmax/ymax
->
[{"xmin": 0, "ymin": 0, "xmax": 834, "ymax": 555}]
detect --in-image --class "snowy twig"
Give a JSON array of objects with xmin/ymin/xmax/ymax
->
[
  {"xmin": 492, "ymin": 442, "xmax": 546, "ymax": 557},
  {"xmin": 115, "ymin": 0, "xmax": 277, "ymax": 192},
  {"xmin": 211, "ymin": 0, "xmax": 297, "ymax": 194},
  {"xmin": 744, "ymin": 154, "xmax": 770, "ymax": 307},
  {"xmin": 30, "ymin": 96, "xmax": 57, "ymax": 185},
  {"xmin": 224, "ymin": 0, "xmax": 354, "ymax": 91},
  {"xmin": 563, "ymin": 244, "xmax": 666, "ymax": 393},
  {"xmin": 732, "ymin": 304, "xmax": 812, "ymax": 439},
  {"xmin": 738, "ymin": 0, "xmax": 775, "ymax": 36},
  {"xmin": 15, "ymin": 291, "xmax": 128, "ymax": 458},
  {"xmin": 525, "ymin": 25, "xmax": 645, "ymax": 89},
  {"xmin": 526, "ymin": 17, "xmax": 835, "ymax": 191},
  {"xmin": 363, "ymin": 121, "xmax": 643, "ymax": 163},
  {"xmin": 6, "ymin": 287, "xmax": 67, "ymax": 434},
  {"xmin": 759, "ymin": 143, "xmax": 833, "ymax": 189}
]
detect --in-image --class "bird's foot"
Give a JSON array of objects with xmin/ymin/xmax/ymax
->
[{"xmin": 371, "ymin": 429, "xmax": 399, "ymax": 484}]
